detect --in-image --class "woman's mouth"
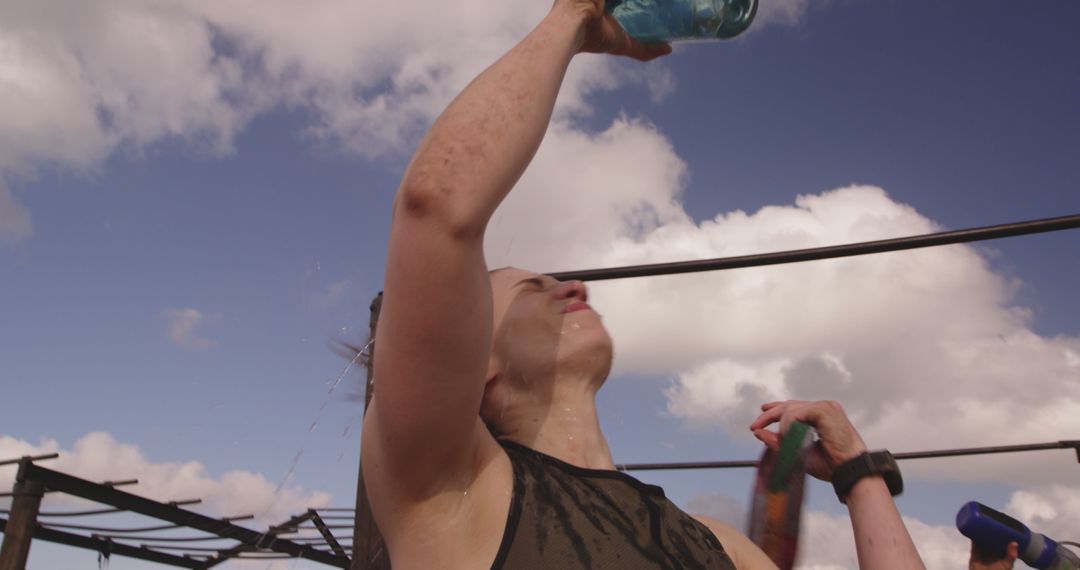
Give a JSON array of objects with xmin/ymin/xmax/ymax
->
[{"xmin": 562, "ymin": 302, "xmax": 592, "ymax": 314}]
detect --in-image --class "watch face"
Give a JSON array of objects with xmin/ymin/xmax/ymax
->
[{"xmin": 834, "ymin": 451, "xmax": 903, "ymax": 503}]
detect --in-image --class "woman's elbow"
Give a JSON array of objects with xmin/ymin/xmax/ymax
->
[{"xmin": 393, "ymin": 184, "xmax": 485, "ymax": 241}]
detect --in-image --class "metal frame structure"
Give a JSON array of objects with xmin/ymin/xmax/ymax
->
[
  {"xmin": 4, "ymin": 214, "xmax": 1076, "ymax": 568},
  {"xmin": 0, "ymin": 455, "xmax": 350, "ymax": 569}
]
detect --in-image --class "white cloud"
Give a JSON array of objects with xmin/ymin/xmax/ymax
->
[
  {"xmin": 484, "ymin": 110, "xmax": 1079, "ymax": 491},
  {"xmin": 1006, "ymin": 485, "xmax": 1080, "ymax": 543},
  {"xmin": 797, "ymin": 510, "xmax": 969, "ymax": 570},
  {"xmin": 0, "ymin": 0, "xmax": 813, "ymax": 177},
  {"xmin": 163, "ymin": 307, "xmax": 216, "ymax": 350},
  {"xmin": 686, "ymin": 492, "xmax": 746, "ymax": 527},
  {"xmin": 0, "ymin": 432, "xmax": 330, "ymax": 525},
  {"xmin": 0, "ymin": 179, "xmax": 32, "ymax": 244},
  {"xmin": 0, "ymin": 1, "xmax": 250, "ymax": 176},
  {"xmin": 486, "ymin": 116, "xmax": 690, "ymax": 272},
  {"xmin": 0, "ymin": 0, "xmax": 663, "ymax": 176}
]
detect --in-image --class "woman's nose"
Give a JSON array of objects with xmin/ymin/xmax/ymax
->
[{"xmin": 553, "ymin": 280, "xmax": 587, "ymax": 302}]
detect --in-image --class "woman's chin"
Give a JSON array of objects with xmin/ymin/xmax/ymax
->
[{"xmin": 556, "ymin": 336, "xmax": 614, "ymax": 377}]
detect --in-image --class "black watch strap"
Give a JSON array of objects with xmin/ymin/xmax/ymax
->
[{"xmin": 831, "ymin": 450, "xmax": 903, "ymax": 504}]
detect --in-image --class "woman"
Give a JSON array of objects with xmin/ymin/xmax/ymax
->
[{"xmin": 361, "ymin": 1, "xmax": 925, "ymax": 568}]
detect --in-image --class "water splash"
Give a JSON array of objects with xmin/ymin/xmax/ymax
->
[
  {"xmin": 328, "ymin": 339, "xmax": 371, "ymax": 395},
  {"xmin": 263, "ymin": 337, "xmax": 372, "ymax": 518},
  {"xmin": 270, "ymin": 451, "xmax": 303, "ymax": 498}
]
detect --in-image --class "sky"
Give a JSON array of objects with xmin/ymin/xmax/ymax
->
[{"xmin": 2, "ymin": 0, "xmax": 1079, "ymax": 568}]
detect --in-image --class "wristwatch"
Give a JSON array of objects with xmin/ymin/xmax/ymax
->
[{"xmin": 831, "ymin": 450, "xmax": 903, "ymax": 504}]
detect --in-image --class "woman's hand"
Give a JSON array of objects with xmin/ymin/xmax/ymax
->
[
  {"xmin": 552, "ymin": 0, "xmax": 671, "ymax": 61},
  {"xmin": 749, "ymin": 400, "xmax": 869, "ymax": 481}
]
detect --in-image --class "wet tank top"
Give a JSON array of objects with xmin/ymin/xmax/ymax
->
[{"xmin": 491, "ymin": 439, "xmax": 737, "ymax": 569}]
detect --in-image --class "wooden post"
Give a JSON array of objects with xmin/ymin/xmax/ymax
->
[
  {"xmin": 0, "ymin": 461, "xmax": 45, "ymax": 570},
  {"xmin": 350, "ymin": 292, "xmax": 389, "ymax": 569}
]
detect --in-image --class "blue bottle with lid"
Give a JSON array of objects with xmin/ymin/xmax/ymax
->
[{"xmin": 607, "ymin": 0, "xmax": 758, "ymax": 43}]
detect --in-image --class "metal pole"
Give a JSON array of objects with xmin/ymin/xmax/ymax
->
[
  {"xmin": 549, "ymin": 213, "xmax": 1080, "ymax": 282},
  {"xmin": 0, "ymin": 460, "xmax": 46, "ymax": 570},
  {"xmin": 351, "ymin": 292, "xmax": 388, "ymax": 570},
  {"xmin": 616, "ymin": 440, "xmax": 1080, "ymax": 472}
]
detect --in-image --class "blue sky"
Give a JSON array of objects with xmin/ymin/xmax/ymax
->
[{"xmin": 2, "ymin": 1, "xmax": 1079, "ymax": 568}]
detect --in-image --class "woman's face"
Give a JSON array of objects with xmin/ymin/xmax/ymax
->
[{"xmin": 488, "ymin": 268, "xmax": 613, "ymax": 384}]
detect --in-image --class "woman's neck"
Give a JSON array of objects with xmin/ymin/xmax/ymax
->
[{"xmin": 499, "ymin": 387, "xmax": 615, "ymax": 471}]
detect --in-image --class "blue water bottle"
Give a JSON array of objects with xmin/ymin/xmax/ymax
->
[
  {"xmin": 607, "ymin": 0, "xmax": 758, "ymax": 43},
  {"xmin": 957, "ymin": 501, "xmax": 1080, "ymax": 570}
]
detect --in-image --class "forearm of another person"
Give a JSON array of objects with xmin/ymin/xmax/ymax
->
[
  {"xmin": 750, "ymin": 401, "xmax": 925, "ymax": 570},
  {"xmin": 846, "ymin": 475, "xmax": 925, "ymax": 569}
]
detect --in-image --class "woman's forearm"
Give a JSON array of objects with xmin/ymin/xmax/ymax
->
[{"xmin": 395, "ymin": 7, "xmax": 586, "ymax": 238}]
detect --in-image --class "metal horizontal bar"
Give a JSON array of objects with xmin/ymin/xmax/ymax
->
[
  {"xmin": 615, "ymin": 460, "xmax": 757, "ymax": 471},
  {"xmin": 139, "ymin": 544, "xmax": 231, "ymax": 552},
  {"xmin": 549, "ymin": 213, "xmax": 1080, "ymax": 282},
  {"xmin": 43, "ymin": 521, "xmax": 182, "ymax": 533},
  {"xmin": 893, "ymin": 441, "xmax": 1080, "ymax": 461},
  {"xmin": 0, "ymin": 517, "xmax": 200, "ymax": 568},
  {"xmin": 103, "ymin": 479, "xmax": 138, "ymax": 487},
  {"xmin": 36, "ymin": 507, "xmax": 123, "ymax": 517},
  {"xmin": 197, "ymin": 510, "xmax": 328, "ymax": 569},
  {"xmin": 0, "ymin": 453, "xmax": 59, "ymax": 467},
  {"xmin": 93, "ymin": 533, "xmax": 234, "ymax": 543},
  {"xmin": 616, "ymin": 440, "xmax": 1080, "ymax": 471}
]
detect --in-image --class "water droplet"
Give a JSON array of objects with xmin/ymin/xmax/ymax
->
[{"xmin": 328, "ymin": 344, "xmax": 367, "ymax": 394}]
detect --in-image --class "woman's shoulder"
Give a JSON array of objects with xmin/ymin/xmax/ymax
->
[{"xmin": 690, "ymin": 515, "xmax": 779, "ymax": 570}]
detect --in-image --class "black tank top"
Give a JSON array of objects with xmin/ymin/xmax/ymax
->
[{"xmin": 491, "ymin": 440, "xmax": 737, "ymax": 569}]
